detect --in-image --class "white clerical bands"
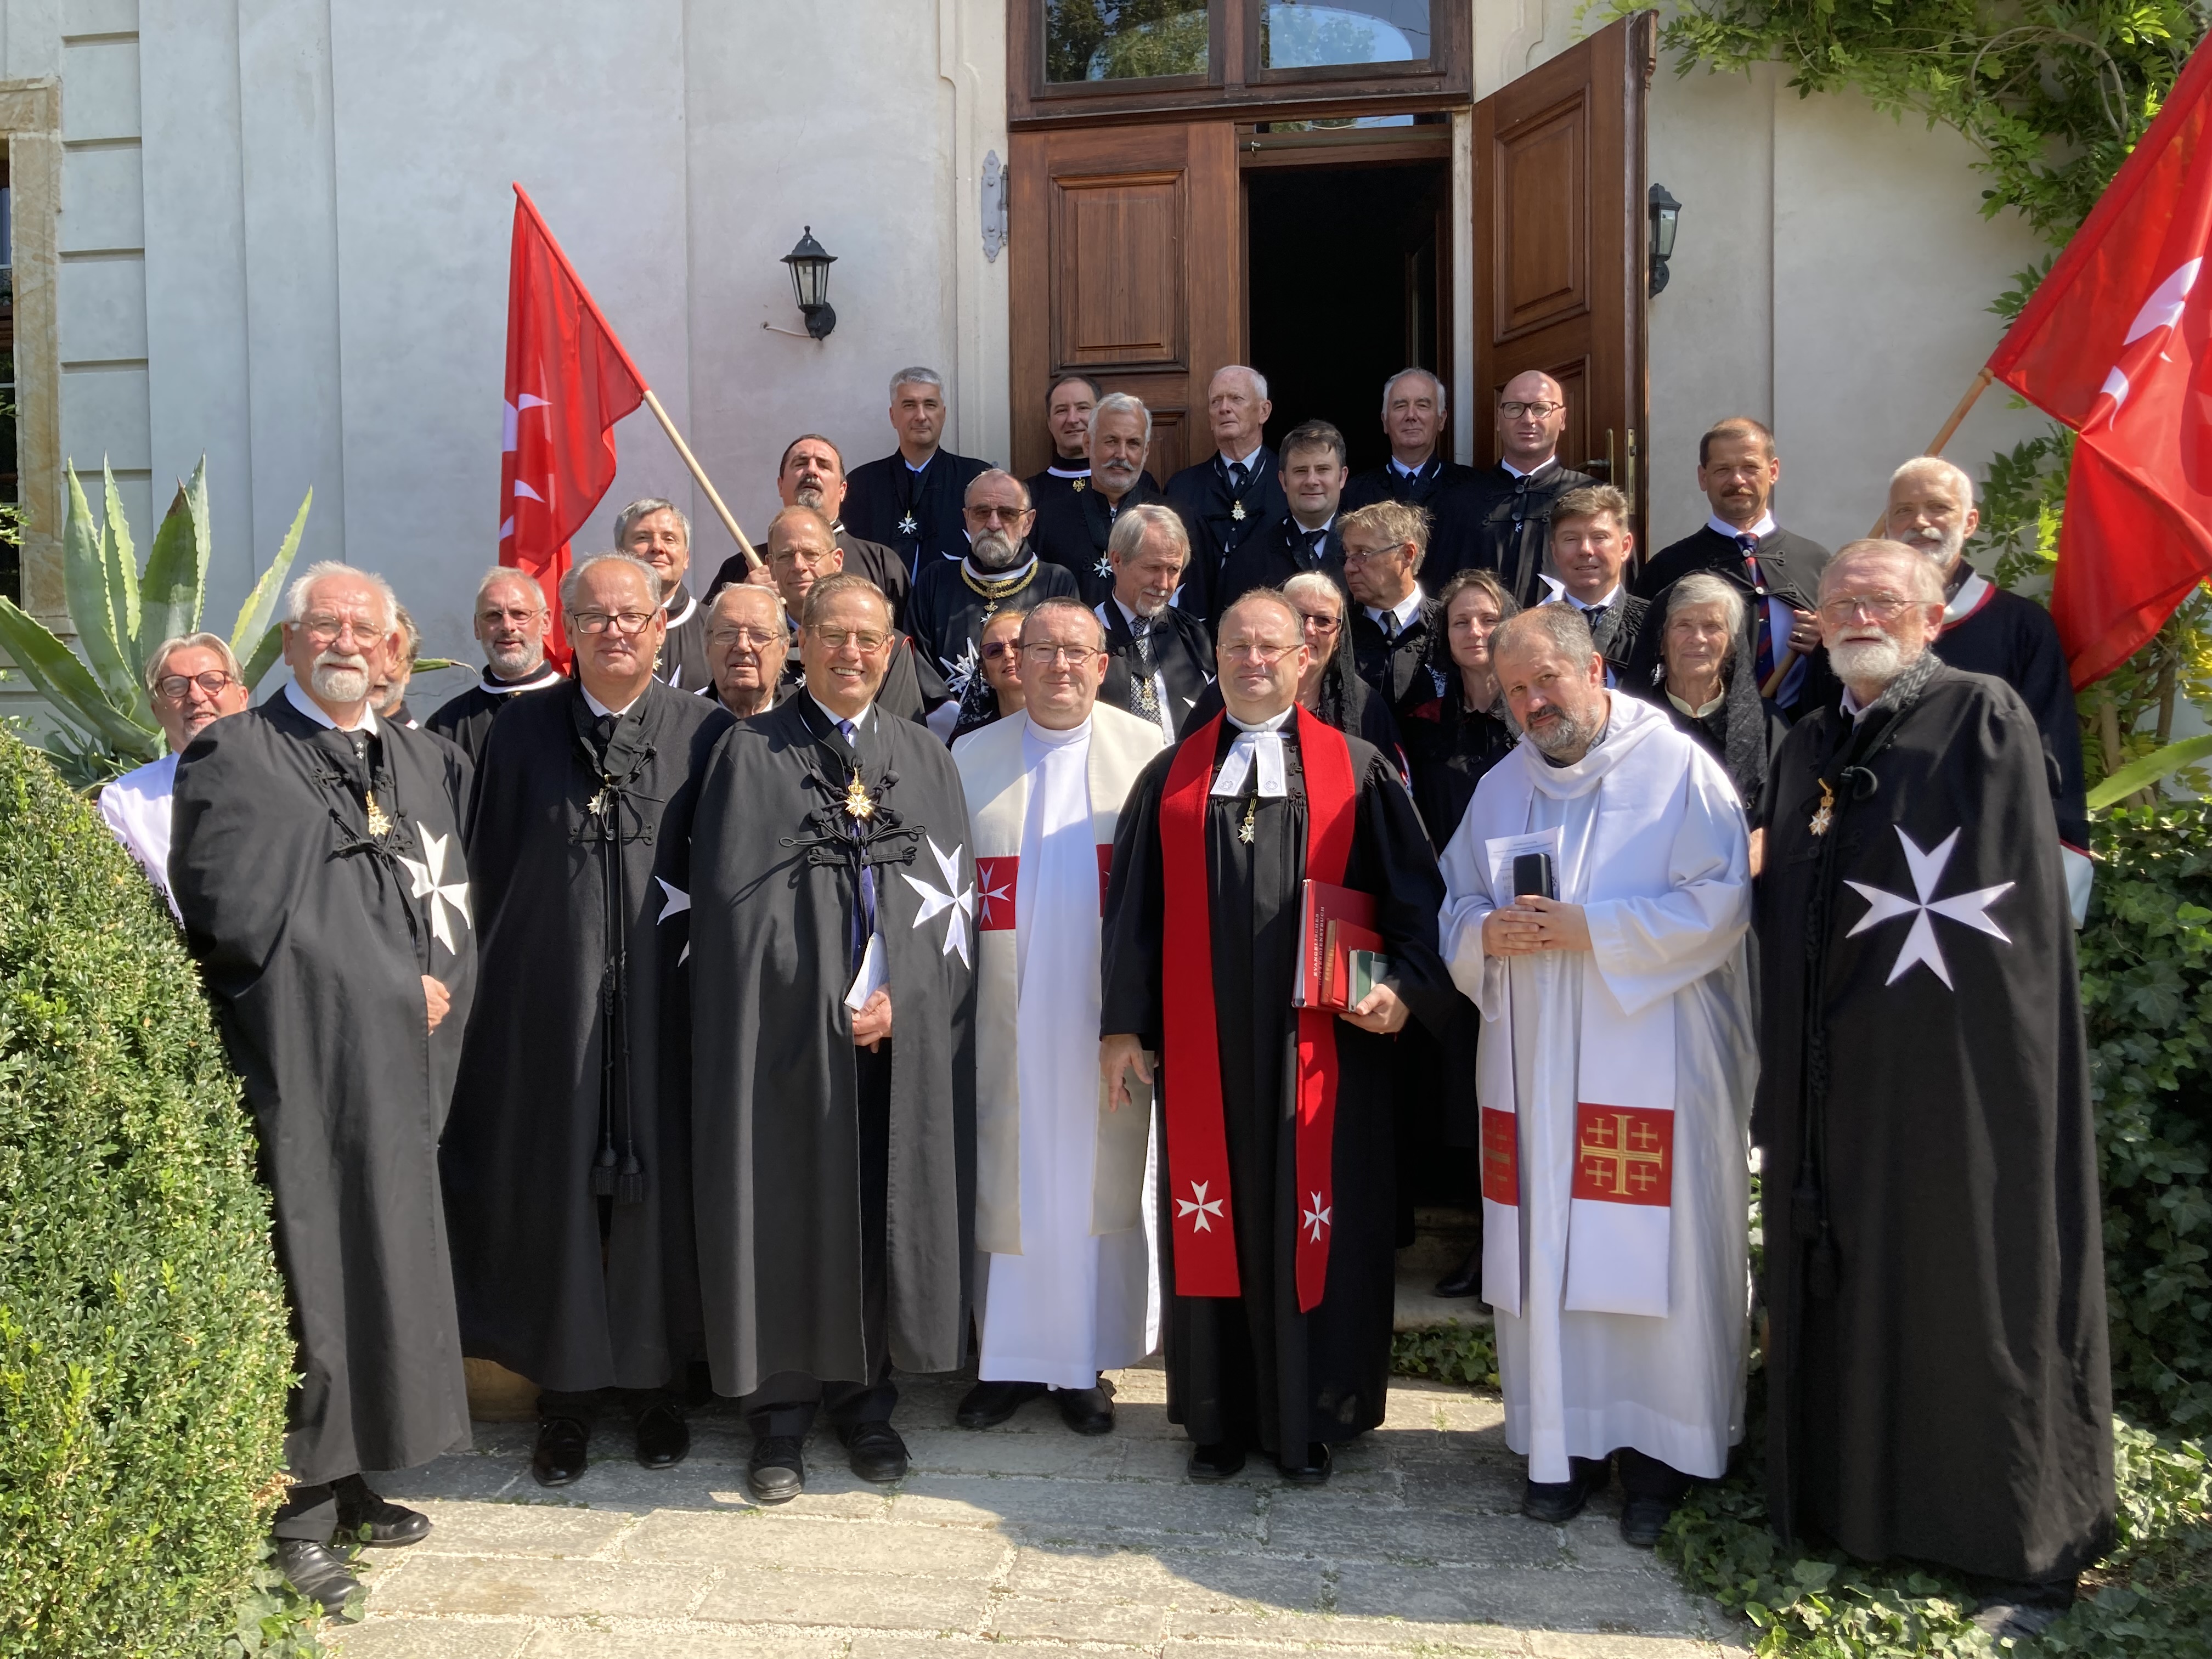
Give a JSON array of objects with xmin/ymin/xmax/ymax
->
[{"xmin": 1212, "ymin": 731, "xmax": 1287, "ymax": 799}]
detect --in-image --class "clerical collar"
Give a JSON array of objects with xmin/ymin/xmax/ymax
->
[
  {"xmin": 1391, "ymin": 453, "xmax": 1436, "ymax": 480},
  {"xmin": 582, "ymin": 684, "xmax": 645, "ymax": 720},
  {"xmin": 285, "ymin": 678, "xmax": 379, "ymax": 735},
  {"xmin": 1708, "ymin": 511, "xmax": 1778, "ymax": 542},
  {"xmin": 1218, "ymin": 442, "xmax": 1264, "ymax": 473},
  {"xmin": 961, "ymin": 552, "xmax": 1038, "ymax": 590},
  {"xmin": 482, "ymin": 662, "xmax": 561, "ymax": 695},
  {"xmin": 1365, "ymin": 586, "xmax": 1425, "ymax": 633},
  {"xmin": 809, "ymin": 695, "xmax": 874, "ymax": 733},
  {"xmin": 1500, "ymin": 455, "xmax": 1556, "ymax": 480},
  {"xmin": 1023, "ymin": 712, "xmax": 1091, "ymax": 748},
  {"xmin": 1226, "ymin": 707, "xmax": 1294, "ymax": 734},
  {"xmin": 1046, "ymin": 462, "xmax": 1090, "ymax": 479},
  {"xmin": 662, "ymin": 587, "xmax": 698, "ymax": 628},
  {"xmin": 1668, "ymin": 687, "xmax": 1726, "ymax": 719}
]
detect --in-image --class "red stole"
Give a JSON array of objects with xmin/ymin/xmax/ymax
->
[{"xmin": 1159, "ymin": 706, "xmax": 1358, "ymax": 1312}]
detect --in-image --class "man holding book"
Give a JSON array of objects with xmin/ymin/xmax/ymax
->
[{"xmin": 1101, "ymin": 589, "xmax": 1455, "ymax": 1486}]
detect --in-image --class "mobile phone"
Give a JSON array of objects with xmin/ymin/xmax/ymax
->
[{"xmin": 1511, "ymin": 850, "xmax": 1556, "ymax": 901}]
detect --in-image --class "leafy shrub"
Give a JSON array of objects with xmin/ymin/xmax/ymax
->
[
  {"xmin": 0, "ymin": 730, "xmax": 295, "ymax": 1655},
  {"xmin": 1391, "ymin": 1318, "xmax": 1499, "ymax": 1390}
]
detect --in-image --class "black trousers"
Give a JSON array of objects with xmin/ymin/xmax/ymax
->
[
  {"xmin": 537, "ymin": 1385, "xmax": 680, "ymax": 1430},
  {"xmin": 270, "ymin": 1483, "xmax": 339, "ymax": 1542}
]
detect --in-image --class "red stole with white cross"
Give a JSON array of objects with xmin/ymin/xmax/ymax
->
[{"xmin": 1160, "ymin": 707, "xmax": 1357, "ymax": 1311}]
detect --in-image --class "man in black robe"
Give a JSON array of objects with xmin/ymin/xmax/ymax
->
[
  {"xmin": 763, "ymin": 504, "xmax": 935, "ymax": 724},
  {"xmin": 1165, "ymin": 365, "xmax": 1288, "ymax": 626},
  {"xmin": 1341, "ymin": 368, "xmax": 1477, "ymax": 517},
  {"xmin": 1883, "ymin": 455, "xmax": 2092, "ymax": 916},
  {"xmin": 171, "ymin": 561, "xmax": 477, "ymax": 1612},
  {"xmin": 909, "ymin": 470, "xmax": 1078, "ymax": 740},
  {"xmin": 705, "ymin": 434, "xmax": 913, "ymax": 629},
  {"xmin": 1754, "ymin": 540, "xmax": 2113, "ymax": 1640},
  {"xmin": 1097, "ymin": 503, "xmax": 1216, "ymax": 743},
  {"xmin": 1437, "ymin": 371, "xmax": 1597, "ymax": 605},
  {"xmin": 843, "ymin": 366, "xmax": 992, "ymax": 580},
  {"xmin": 1034, "ymin": 391, "xmax": 1165, "ymax": 606},
  {"xmin": 442, "ymin": 551, "xmax": 731, "ymax": 1488},
  {"xmin": 1101, "ymin": 590, "xmax": 1454, "ymax": 1484},
  {"xmin": 1342, "ymin": 500, "xmax": 1448, "ymax": 725},
  {"xmin": 1024, "ymin": 371, "xmax": 1102, "ymax": 513},
  {"xmin": 1629, "ymin": 417, "xmax": 1832, "ymax": 719},
  {"xmin": 690, "ymin": 571, "xmax": 978, "ymax": 1503},
  {"xmin": 1214, "ymin": 420, "xmax": 1351, "ymax": 629},
  {"xmin": 427, "ymin": 566, "xmax": 565, "ymax": 763},
  {"xmin": 617, "ymin": 496, "xmax": 713, "ymax": 692}
]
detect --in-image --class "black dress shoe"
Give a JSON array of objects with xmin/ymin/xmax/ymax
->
[
  {"xmin": 747, "ymin": 1435, "xmax": 805, "ymax": 1504},
  {"xmin": 1278, "ymin": 1442, "xmax": 1333, "ymax": 1486},
  {"xmin": 956, "ymin": 1378, "xmax": 1046, "ymax": 1429},
  {"xmin": 1055, "ymin": 1384, "xmax": 1114, "ymax": 1436},
  {"xmin": 273, "ymin": 1537, "xmax": 360, "ymax": 1616},
  {"xmin": 1521, "ymin": 1455, "xmax": 1610, "ymax": 1522},
  {"xmin": 1432, "ymin": 1243, "xmax": 1483, "ymax": 1298},
  {"xmin": 843, "ymin": 1420, "xmax": 910, "ymax": 1482},
  {"xmin": 333, "ymin": 1474, "xmax": 431, "ymax": 1547},
  {"xmin": 531, "ymin": 1417, "xmax": 589, "ymax": 1488},
  {"xmin": 635, "ymin": 1401, "xmax": 690, "ymax": 1469},
  {"xmin": 1620, "ymin": 1494, "xmax": 1677, "ymax": 1547},
  {"xmin": 1187, "ymin": 1440, "xmax": 1246, "ymax": 1481}
]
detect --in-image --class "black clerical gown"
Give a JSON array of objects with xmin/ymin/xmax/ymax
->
[
  {"xmin": 1351, "ymin": 596, "xmax": 1449, "ymax": 725},
  {"xmin": 909, "ymin": 553, "xmax": 1078, "ymax": 730},
  {"xmin": 1629, "ymin": 526, "xmax": 1836, "ymax": 717},
  {"xmin": 1033, "ymin": 476, "xmax": 1165, "ymax": 606},
  {"xmin": 1754, "ymin": 661, "xmax": 2113, "ymax": 1582},
  {"xmin": 1934, "ymin": 578, "xmax": 2089, "ymax": 850},
  {"xmin": 1440, "ymin": 458, "xmax": 1598, "ymax": 606},
  {"xmin": 1165, "ymin": 450, "xmax": 1289, "ymax": 628},
  {"xmin": 1024, "ymin": 462, "xmax": 1092, "ymax": 514},
  {"xmin": 708, "ymin": 528, "xmax": 913, "ymax": 631},
  {"xmin": 1213, "ymin": 513, "xmax": 1347, "ymax": 629},
  {"xmin": 1101, "ymin": 720, "xmax": 1454, "ymax": 1453},
  {"xmin": 1098, "ymin": 599, "xmax": 1215, "ymax": 742},
  {"xmin": 843, "ymin": 449, "xmax": 992, "ymax": 580},
  {"xmin": 170, "ymin": 695, "xmax": 478, "ymax": 1485},
  {"xmin": 426, "ymin": 662, "xmax": 566, "ymax": 765},
  {"xmin": 442, "ymin": 681, "xmax": 732, "ymax": 1393},
  {"xmin": 689, "ymin": 697, "xmax": 978, "ymax": 1395},
  {"xmin": 656, "ymin": 584, "xmax": 711, "ymax": 693},
  {"xmin": 1400, "ymin": 690, "xmax": 1516, "ymax": 855}
]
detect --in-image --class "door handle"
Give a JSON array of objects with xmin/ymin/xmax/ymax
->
[
  {"xmin": 1585, "ymin": 429, "xmax": 1616, "ymax": 476},
  {"xmin": 1626, "ymin": 428, "xmax": 1638, "ymax": 502}
]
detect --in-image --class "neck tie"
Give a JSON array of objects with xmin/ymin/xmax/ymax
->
[
  {"xmin": 837, "ymin": 718, "xmax": 879, "ymax": 969},
  {"xmin": 1303, "ymin": 527, "xmax": 1325, "ymax": 561},
  {"xmin": 1738, "ymin": 534, "xmax": 1775, "ymax": 687},
  {"xmin": 1227, "ymin": 459, "xmax": 1250, "ymax": 494}
]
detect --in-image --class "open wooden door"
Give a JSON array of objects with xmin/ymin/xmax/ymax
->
[
  {"xmin": 1008, "ymin": 122, "xmax": 1244, "ymax": 482},
  {"xmin": 1471, "ymin": 10, "xmax": 1654, "ymax": 528}
]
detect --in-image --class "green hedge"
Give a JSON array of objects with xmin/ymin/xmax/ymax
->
[{"xmin": 0, "ymin": 731, "xmax": 295, "ymax": 1656}]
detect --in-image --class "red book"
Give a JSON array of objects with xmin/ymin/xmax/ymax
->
[{"xmin": 1293, "ymin": 879, "xmax": 1376, "ymax": 1011}]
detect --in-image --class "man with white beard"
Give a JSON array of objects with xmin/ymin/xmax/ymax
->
[
  {"xmin": 1438, "ymin": 603, "xmax": 1756, "ymax": 1546},
  {"xmin": 1882, "ymin": 457, "xmax": 2090, "ymax": 920}
]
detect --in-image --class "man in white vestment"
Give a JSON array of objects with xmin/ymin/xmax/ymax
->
[
  {"xmin": 98, "ymin": 632, "xmax": 251, "ymax": 913},
  {"xmin": 1438, "ymin": 603, "xmax": 1756, "ymax": 1546},
  {"xmin": 951, "ymin": 597, "xmax": 1165, "ymax": 1434}
]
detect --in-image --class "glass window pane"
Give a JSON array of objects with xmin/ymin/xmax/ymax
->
[
  {"xmin": 1045, "ymin": 1, "xmax": 1210, "ymax": 83},
  {"xmin": 1261, "ymin": 0, "xmax": 1430, "ymax": 69}
]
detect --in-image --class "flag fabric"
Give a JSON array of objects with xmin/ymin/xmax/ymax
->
[
  {"xmin": 1988, "ymin": 39, "xmax": 2212, "ymax": 688},
  {"xmin": 499, "ymin": 184, "xmax": 648, "ymax": 668}
]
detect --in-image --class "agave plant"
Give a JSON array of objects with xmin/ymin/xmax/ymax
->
[{"xmin": 0, "ymin": 459, "xmax": 309, "ymax": 788}]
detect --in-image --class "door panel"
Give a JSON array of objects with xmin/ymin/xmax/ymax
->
[
  {"xmin": 1011, "ymin": 121, "xmax": 1244, "ymax": 481},
  {"xmin": 1472, "ymin": 10, "xmax": 1652, "ymax": 526}
]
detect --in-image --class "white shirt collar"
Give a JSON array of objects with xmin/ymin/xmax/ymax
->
[
  {"xmin": 1220, "ymin": 443, "xmax": 1265, "ymax": 473},
  {"xmin": 903, "ymin": 452, "xmax": 934, "ymax": 475},
  {"xmin": 1567, "ymin": 583, "xmax": 1622, "ymax": 612},
  {"xmin": 1226, "ymin": 706, "xmax": 1294, "ymax": 733},
  {"xmin": 1291, "ymin": 513, "xmax": 1335, "ymax": 535},
  {"xmin": 810, "ymin": 695, "xmax": 874, "ymax": 733},
  {"xmin": 1708, "ymin": 511, "xmax": 1778, "ymax": 543},
  {"xmin": 1668, "ymin": 687, "xmax": 1726, "ymax": 719},
  {"xmin": 1390, "ymin": 452, "xmax": 1435, "ymax": 478},
  {"xmin": 1365, "ymin": 586, "xmax": 1425, "ymax": 632},
  {"xmin": 285, "ymin": 678, "xmax": 378, "ymax": 734},
  {"xmin": 581, "ymin": 684, "xmax": 645, "ymax": 720},
  {"xmin": 1500, "ymin": 455, "xmax": 1556, "ymax": 480}
]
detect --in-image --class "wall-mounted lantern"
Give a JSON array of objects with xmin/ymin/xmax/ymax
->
[
  {"xmin": 781, "ymin": 227, "xmax": 837, "ymax": 340},
  {"xmin": 1648, "ymin": 183, "xmax": 1681, "ymax": 298}
]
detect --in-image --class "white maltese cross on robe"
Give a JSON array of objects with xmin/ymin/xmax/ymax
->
[
  {"xmin": 657, "ymin": 878, "xmax": 692, "ymax": 966},
  {"xmin": 900, "ymin": 836, "xmax": 975, "ymax": 967},
  {"xmin": 1844, "ymin": 826, "xmax": 2013, "ymax": 989},
  {"xmin": 1303, "ymin": 1191, "xmax": 1333, "ymax": 1243},
  {"xmin": 1178, "ymin": 1180, "xmax": 1224, "ymax": 1233},
  {"xmin": 397, "ymin": 830, "xmax": 473, "ymax": 956}
]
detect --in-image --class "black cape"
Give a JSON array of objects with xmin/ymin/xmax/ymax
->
[
  {"xmin": 1341, "ymin": 454, "xmax": 1477, "ymax": 516},
  {"xmin": 1212, "ymin": 512, "xmax": 1347, "ymax": 630},
  {"xmin": 1101, "ymin": 721, "xmax": 1455, "ymax": 1453},
  {"xmin": 1753, "ymin": 661, "xmax": 2113, "ymax": 1580},
  {"xmin": 708, "ymin": 528, "xmax": 913, "ymax": 631},
  {"xmin": 1097, "ymin": 599, "xmax": 1215, "ymax": 737},
  {"xmin": 1033, "ymin": 475, "xmax": 1165, "ymax": 606},
  {"xmin": 426, "ymin": 662, "xmax": 566, "ymax": 765},
  {"xmin": 1437, "ymin": 458, "xmax": 1598, "ymax": 606},
  {"xmin": 171, "ymin": 694, "xmax": 478, "ymax": 1484},
  {"xmin": 1400, "ymin": 684, "xmax": 1517, "ymax": 855},
  {"xmin": 689, "ymin": 696, "xmax": 978, "ymax": 1395},
  {"xmin": 843, "ymin": 449, "xmax": 992, "ymax": 579},
  {"xmin": 1934, "ymin": 582, "xmax": 2089, "ymax": 849},
  {"xmin": 1164, "ymin": 449, "xmax": 1288, "ymax": 627},
  {"xmin": 442, "ymin": 681, "xmax": 732, "ymax": 1392},
  {"xmin": 656, "ymin": 584, "xmax": 712, "ymax": 694},
  {"xmin": 909, "ymin": 553, "xmax": 1078, "ymax": 732},
  {"xmin": 1350, "ymin": 595, "xmax": 1449, "ymax": 725},
  {"xmin": 1024, "ymin": 462, "xmax": 1097, "ymax": 515}
]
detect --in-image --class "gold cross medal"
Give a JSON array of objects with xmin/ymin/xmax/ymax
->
[
  {"xmin": 843, "ymin": 770, "xmax": 876, "ymax": 821},
  {"xmin": 1238, "ymin": 795, "xmax": 1257, "ymax": 844},
  {"xmin": 1072, "ymin": 477, "xmax": 1087, "ymax": 492},
  {"xmin": 1231, "ymin": 500, "xmax": 1246, "ymax": 522},
  {"xmin": 365, "ymin": 791, "xmax": 393, "ymax": 838},
  {"xmin": 980, "ymin": 599, "xmax": 999, "ymax": 621},
  {"xmin": 1809, "ymin": 779, "xmax": 1836, "ymax": 837}
]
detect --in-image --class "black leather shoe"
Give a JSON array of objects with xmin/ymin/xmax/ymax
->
[
  {"xmin": 843, "ymin": 1420, "xmax": 910, "ymax": 1482},
  {"xmin": 747, "ymin": 1435, "xmax": 805, "ymax": 1504},
  {"xmin": 1187, "ymin": 1440, "xmax": 1246, "ymax": 1481},
  {"xmin": 1278, "ymin": 1442, "xmax": 1333, "ymax": 1486},
  {"xmin": 273, "ymin": 1537, "xmax": 360, "ymax": 1616},
  {"xmin": 1521, "ymin": 1456, "xmax": 1609, "ymax": 1522},
  {"xmin": 1055, "ymin": 1384, "xmax": 1115, "ymax": 1436},
  {"xmin": 635, "ymin": 1401, "xmax": 690, "ymax": 1469},
  {"xmin": 956, "ymin": 1378, "xmax": 1047, "ymax": 1429},
  {"xmin": 333, "ymin": 1475, "xmax": 431, "ymax": 1548},
  {"xmin": 531, "ymin": 1417, "xmax": 589, "ymax": 1488},
  {"xmin": 1432, "ymin": 1243, "xmax": 1483, "ymax": 1298},
  {"xmin": 1620, "ymin": 1494, "xmax": 1677, "ymax": 1547}
]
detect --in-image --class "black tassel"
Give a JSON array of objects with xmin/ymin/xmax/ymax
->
[
  {"xmin": 616, "ymin": 1154, "xmax": 645, "ymax": 1206},
  {"xmin": 591, "ymin": 1144, "xmax": 618, "ymax": 1197},
  {"xmin": 1807, "ymin": 1226, "xmax": 1840, "ymax": 1300},
  {"xmin": 1792, "ymin": 1181, "xmax": 1822, "ymax": 1239}
]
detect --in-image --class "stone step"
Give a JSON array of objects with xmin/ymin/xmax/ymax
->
[{"xmin": 1397, "ymin": 1204, "xmax": 1481, "ymax": 1277}]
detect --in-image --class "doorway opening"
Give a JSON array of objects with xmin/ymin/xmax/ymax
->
[{"xmin": 1244, "ymin": 156, "xmax": 1451, "ymax": 475}]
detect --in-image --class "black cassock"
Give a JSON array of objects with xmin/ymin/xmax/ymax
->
[
  {"xmin": 689, "ymin": 696, "xmax": 978, "ymax": 1397},
  {"xmin": 1164, "ymin": 449, "xmax": 1288, "ymax": 627},
  {"xmin": 442, "ymin": 680, "xmax": 732, "ymax": 1393},
  {"xmin": 1754, "ymin": 661, "xmax": 2114, "ymax": 1582},
  {"xmin": 170, "ymin": 693, "xmax": 478, "ymax": 1485},
  {"xmin": 1439, "ymin": 459, "xmax": 1598, "ymax": 606},
  {"xmin": 426, "ymin": 663, "xmax": 566, "ymax": 765},
  {"xmin": 909, "ymin": 552, "xmax": 1079, "ymax": 731},
  {"xmin": 843, "ymin": 449, "xmax": 992, "ymax": 580},
  {"xmin": 1102, "ymin": 720, "xmax": 1454, "ymax": 1453},
  {"xmin": 1032, "ymin": 475, "xmax": 1164, "ymax": 606},
  {"xmin": 656, "ymin": 584, "xmax": 712, "ymax": 694}
]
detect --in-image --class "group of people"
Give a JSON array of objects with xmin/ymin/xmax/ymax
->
[{"xmin": 92, "ymin": 358, "xmax": 2112, "ymax": 1644}]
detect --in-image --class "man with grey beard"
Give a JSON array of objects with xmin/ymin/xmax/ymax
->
[
  {"xmin": 171, "ymin": 561, "xmax": 478, "ymax": 1615},
  {"xmin": 1882, "ymin": 456, "xmax": 2089, "ymax": 917},
  {"xmin": 1754, "ymin": 540, "xmax": 2112, "ymax": 1640},
  {"xmin": 908, "ymin": 467, "xmax": 1078, "ymax": 741},
  {"xmin": 1033, "ymin": 392, "xmax": 1164, "ymax": 606}
]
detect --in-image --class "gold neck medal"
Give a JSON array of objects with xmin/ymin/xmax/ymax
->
[
  {"xmin": 844, "ymin": 770, "xmax": 876, "ymax": 822},
  {"xmin": 1809, "ymin": 779, "xmax": 1836, "ymax": 837}
]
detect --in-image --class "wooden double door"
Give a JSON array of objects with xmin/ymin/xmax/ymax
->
[{"xmin": 1009, "ymin": 11, "xmax": 1655, "ymax": 524}]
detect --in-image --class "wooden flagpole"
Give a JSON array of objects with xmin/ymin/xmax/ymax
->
[{"xmin": 641, "ymin": 388, "xmax": 762, "ymax": 571}]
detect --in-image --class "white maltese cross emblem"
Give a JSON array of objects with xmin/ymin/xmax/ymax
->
[
  {"xmin": 1178, "ymin": 1180, "xmax": 1225, "ymax": 1233},
  {"xmin": 656, "ymin": 877, "xmax": 692, "ymax": 966},
  {"xmin": 900, "ymin": 836, "xmax": 976, "ymax": 967},
  {"xmin": 1303, "ymin": 1192, "xmax": 1333, "ymax": 1243},
  {"xmin": 1844, "ymin": 827, "xmax": 2013, "ymax": 989},
  {"xmin": 397, "ymin": 830, "xmax": 472, "ymax": 955}
]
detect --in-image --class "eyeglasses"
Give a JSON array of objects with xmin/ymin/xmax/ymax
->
[
  {"xmin": 1339, "ymin": 544, "xmax": 1402, "ymax": 563},
  {"xmin": 1218, "ymin": 641, "xmax": 1300, "ymax": 664},
  {"xmin": 966, "ymin": 504, "xmax": 1030, "ymax": 524},
  {"xmin": 770, "ymin": 546, "xmax": 835, "ymax": 568},
  {"xmin": 1817, "ymin": 592, "xmax": 1923, "ymax": 623},
  {"xmin": 1499, "ymin": 400, "xmax": 1563, "ymax": 420},
  {"xmin": 477, "ymin": 606, "xmax": 546, "ymax": 625},
  {"xmin": 298, "ymin": 614, "xmax": 385, "ymax": 645},
  {"xmin": 1296, "ymin": 612, "xmax": 1342, "ymax": 634},
  {"xmin": 156, "ymin": 670, "xmax": 237, "ymax": 701},
  {"xmin": 982, "ymin": 640, "xmax": 1017, "ymax": 660},
  {"xmin": 1020, "ymin": 643, "xmax": 1103, "ymax": 666},
  {"xmin": 571, "ymin": 609, "xmax": 657, "ymax": 635},
  {"xmin": 811, "ymin": 625, "xmax": 890, "ymax": 653},
  {"xmin": 708, "ymin": 625, "xmax": 781, "ymax": 648}
]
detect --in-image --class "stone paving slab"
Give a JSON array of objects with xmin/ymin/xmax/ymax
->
[{"xmin": 329, "ymin": 1361, "xmax": 1752, "ymax": 1659}]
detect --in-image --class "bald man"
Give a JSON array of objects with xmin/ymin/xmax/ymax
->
[{"xmin": 1438, "ymin": 371, "xmax": 1598, "ymax": 608}]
